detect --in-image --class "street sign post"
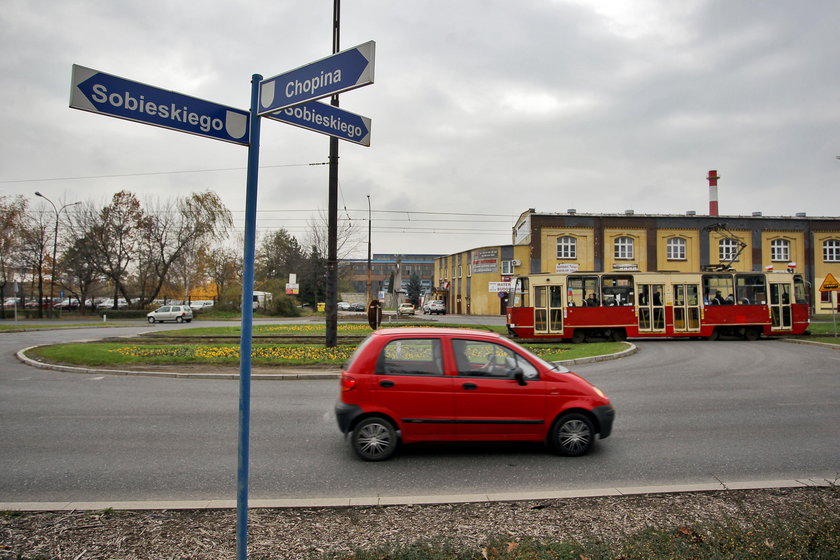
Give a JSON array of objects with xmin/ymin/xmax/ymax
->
[
  {"xmin": 258, "ymin": 41, "xmax": 374, "ymax": 115},
  {"xmin": 70, "ymin": 65, "xmax": 250, "ymax": 145},
  {"xmin": 70, "ymin": 36, "xmax": 375, "ymax": 560},
  {"xmin": 266, "ymin": 101, "xmax": 371, "ymax": 146}
]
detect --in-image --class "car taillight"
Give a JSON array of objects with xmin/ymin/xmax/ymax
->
[{"xmin": 341, "ymin": 373, "xmax": 357, "ymax": 391}]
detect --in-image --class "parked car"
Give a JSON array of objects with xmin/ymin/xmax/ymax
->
[
  {"xmin": 423, "ymin": 300, "xmax": 446, "ymax": 315},
  {"xmin": 350, "ymin": 302, "xmax": 366, "ymax": 312},
  {"xmin": 335, "ymin": 327, "xmax": 614, "ymax": 461},
  {"xmin": 146, "ymin": 305, "xmax": 193, "ymax": 323},
  {"xmin": 189, "ymin": 300, "xmax": 214, "ymax": 312},
  {"xmin": 53, "ymin": 298, "xmax": 80, "ymax": 310},
  {"xmin": 97, "ymin": 298, "xmax": 128, "ymax": 309},
  {"xmin": 337, "ymin": 301, "xmax": 352, "ymax": 311},
  {"xmin": 397, "ymin": 303, "xmax": 415, "ymax": 316}
]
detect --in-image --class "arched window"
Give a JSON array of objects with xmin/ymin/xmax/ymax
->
[
  {"xmin": 770, "ymin": 239, "xmax": 790, "ymax": 262},
  {"xmin": 825, "ymin": 239, "xmax": 840, "ymax": 263},
  {"xmin": 666, "ymin": 238, "xmax": 686, "ymax": 261},
  {"xmin": 719, "ymin": 238, "xmax": 741, "ymax": 262},
  {"xmin": 614, "ymin": 236, "xmax": 634, "ymax": 260},
  {"xmin": 556, "ymin": 236, "xmax": 576, "ymax": 259}
]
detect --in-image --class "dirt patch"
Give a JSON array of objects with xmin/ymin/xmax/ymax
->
[{"xmin": 3, "ymin": 487, "xmax": 838, "ymax": 560}]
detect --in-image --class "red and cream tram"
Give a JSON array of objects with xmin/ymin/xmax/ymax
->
[{"xmin": 506, "ymin": 270, "xmax": 809, "ymax": 342}]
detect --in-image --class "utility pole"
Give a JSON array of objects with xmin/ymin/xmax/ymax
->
[{"xmin": 325, "ymin": 0, "xmax": 340, "ymax": 347}]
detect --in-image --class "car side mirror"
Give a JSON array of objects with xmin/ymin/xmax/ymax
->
[{"xmin": 513, "ymin": 368, "xmax": 527, "ymax": 386}]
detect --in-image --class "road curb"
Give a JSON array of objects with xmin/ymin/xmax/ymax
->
[
  {"xmin": 0, "ymin": 477, "xmax": 833, "ymax": 512},
  {"xmin": 16, "ymin": 342, "xmax": 638, "ymax": 379},
  {"xmin": 780, "ymin": 338, "xmax": 840, "ymax": 350}
]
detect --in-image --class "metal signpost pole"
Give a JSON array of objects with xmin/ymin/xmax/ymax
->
[{"xmin": 236, "ymin": 73, "xmax": 263, "ymax": 560}]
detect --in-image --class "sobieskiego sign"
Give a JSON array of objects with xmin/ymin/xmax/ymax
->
[{"xmin": 70, "ymin": 65, "xmax": 250, "ymax": 145}]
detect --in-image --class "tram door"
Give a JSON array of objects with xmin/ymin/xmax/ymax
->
[
  {"xmin": 673, "ymin": 283, "xmax": 701, "ymax": 333},
  {"xmin": 769, "ymin": 282, "xmax": 792, "ymax": 331},
  {"xmin": 637, "ymin": 284, "xmax": 666, "ymax": 333},
  {"xmin": 533, "ymin": 284, "xmax": 564, "ymax": 335}
]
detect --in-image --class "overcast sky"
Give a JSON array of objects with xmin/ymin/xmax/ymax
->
[{"xmin": 2, "ymin": 0, "xmax": 838, "ymax": 258}]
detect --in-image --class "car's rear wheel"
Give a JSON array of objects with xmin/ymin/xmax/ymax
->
[
  {"xmin": 549, "ymin": 413, "xmax": 594, "ymax": 456},
  {"xmin": 176, "ymin": 316, "xmax": 183, "ymax": 323},
  {"xmin": 352, "ymin": 417, "xmax": 398, "ymax": 461},
  {"xmin": 147, "ymin": 317, "xmax": 155, "ymax": 324}
]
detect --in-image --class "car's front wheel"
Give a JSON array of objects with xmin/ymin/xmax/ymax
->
[
  {"xmin": 549, "ymin": 413, "xmax": 594, "ymax": 456},
  {"xmin": 147, "ymin": 317, "xmax": 155, "ymax": 324},
  {"xmin": 352, "ymin": 417, "xmax": 398, "ymax": 461}
]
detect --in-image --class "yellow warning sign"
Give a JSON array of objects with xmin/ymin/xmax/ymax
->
[{"xmin": 819, "ymin": 272, "xmax": 840, "ymax": 292}]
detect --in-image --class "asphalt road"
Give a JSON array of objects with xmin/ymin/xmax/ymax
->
[{"xmin": 1, "ymin": 321, "xmax": 838, "ymax": 504}]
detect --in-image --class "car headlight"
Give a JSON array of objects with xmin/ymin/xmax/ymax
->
[{"xmin": 593, "ymin": 386, "xmax": 606, "ymax": 399}]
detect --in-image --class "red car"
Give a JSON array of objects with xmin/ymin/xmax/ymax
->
[{"xmin": 335, "ymin": 327, "xmax": 614, "ymax": 461}]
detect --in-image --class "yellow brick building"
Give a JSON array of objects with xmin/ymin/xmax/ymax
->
[{"xmin": 434, "ymin": 210, "xmax": 840, "ymax": 315}]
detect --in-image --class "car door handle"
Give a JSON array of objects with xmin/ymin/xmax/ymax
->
[
  {"xmin": 462, "ymin": 383, "xmax": 477, "ymax": 390},
  {"xmin": 379, "ymin": 380, "xmax": 395, "ymax": 388}
]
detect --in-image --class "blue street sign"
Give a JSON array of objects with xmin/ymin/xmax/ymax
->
[
  {"xmin": 70, "ymin": 65, "xmax": 250, "ymax": 145},
  {"xmin": 266, "ymin": 101, "xmax": 371, "ymax": 146},
  {"xmin": 258, "ymin": 41, "xmax": 375, "ymax": 115}
]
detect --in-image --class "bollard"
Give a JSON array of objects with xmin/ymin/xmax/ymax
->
[{"xmin": 103, "ymin": 314, "xmax": 107, "ymax": 323}]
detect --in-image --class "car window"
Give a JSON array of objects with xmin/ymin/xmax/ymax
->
[
  {"xmin": 452, "ymin": 339, "xmax": 539, "ymax": 380},
  {"xmin": 159, "ymin": 307, "xmax": 169, "ymax": 313},
  {"xmin": 376, "ymin": 338, "xmax": 443, "ymax": 376}
]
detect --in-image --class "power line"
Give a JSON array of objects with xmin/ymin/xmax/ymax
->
[{"xmin": 0, "ymin": 162, "xmax": 329, "ymax": 184}]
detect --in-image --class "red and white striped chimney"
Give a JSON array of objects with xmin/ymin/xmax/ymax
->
[{"xmin": 707, "ymin": 169, "xmax": 720, "ymax": 216}]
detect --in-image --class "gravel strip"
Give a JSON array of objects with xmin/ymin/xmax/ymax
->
[{"xmin": 3, "ymin": 486, "xmax": 838, "ymax": 559}]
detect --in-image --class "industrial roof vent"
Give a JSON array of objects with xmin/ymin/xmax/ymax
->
[
  {"xmin": 795, "ymin": 212, "xmax": 807, "ymax": 217},
  {"xmin": 625, "ymin": 209, "xmax": 634, "ymax": 215},
  {"xmin": 567, "ymin": 209, "xmax": 577, "ymax": 214},
  {"xmin": 752, "ymin": 211, "xmax": 762, "ymax": 217},
  {"xmin": 687, "ymin": 210, "xmax": 697, "ymax": 216}
]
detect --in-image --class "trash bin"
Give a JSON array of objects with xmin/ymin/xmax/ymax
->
[{"xmin": 317, "ymin": 302, "xmax": 325, "ymax": 312}]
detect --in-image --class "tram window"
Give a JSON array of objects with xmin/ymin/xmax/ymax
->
[
  {"xmin": 602, "ymin": 275, "xmax": 634, "ymax": 306},
  {"xmin": 703, "ymin": 274, "xmax": 734, "ymax": 305},
  {"xmin": 735, "ymin": 274, "xmax": 765, "ymax": 305},
  {"xmin": 568, "ymin": 276, "xmax": 600, "ymax": 307},
  {"xmin": 793, "ymin": 276, "xmax": 807, "ymax": 304},
  {"xmin": 549, "ymin": 285, "xmax": 563, "ymax": 307},
  {"xmin": 512, "ymin": 278, "xmax": 529, "ymax": 307}
]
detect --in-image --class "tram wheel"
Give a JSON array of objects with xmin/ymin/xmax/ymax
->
[
  {"xmin": 611, "ymin": 329, "xmax": 627, "ymax": 342},
  {"xmin": 744, "ymin": 327, "xmax": 761, "ymax": 341},
  {"xmin": 571, "ymin": 330, "xmax": 587, "ymax": 344},
  {"xmin": 708, "ymin": 328, "xmax": 720, "ymax": 341}
]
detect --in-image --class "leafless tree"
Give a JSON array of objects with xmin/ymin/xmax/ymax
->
[
  {"xmin": 137, "ymin": 191, "xmax": 233, "ymax": 306},
  {"xmin": 18, "ymin": 204, "xmax": 52, "ymax": 317},
  {"xmin": 0, "ymin": 195, "xmax": 28, "ymax": 318}
]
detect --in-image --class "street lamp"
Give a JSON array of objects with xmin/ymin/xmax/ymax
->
[
  {"xmin": 34, "ymin": 192, "xmax": 79, "ymax": 317},
  {"xmin": 367, "ymin": 194, "xmax": 372, "ymax": 305}
]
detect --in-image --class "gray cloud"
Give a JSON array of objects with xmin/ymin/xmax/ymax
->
[{"xmin": 2, "ymin": 0, "xmax": 838, "ymax": 256}]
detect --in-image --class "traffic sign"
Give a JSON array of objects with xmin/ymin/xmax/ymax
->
[
  {"xmin": 70, "ymin": 65, "xmax": 250, "ymax": 145},
  {"xmin": 819, "ymin": 272, "xmax": 840, "ymax": 292},
  {"xmin": 266, "ymin": 101, "xmax": 371, "ymax": 146},
  {"xmin": 258, "ymin": 41, "xmax": 375, "ymax": 115}
]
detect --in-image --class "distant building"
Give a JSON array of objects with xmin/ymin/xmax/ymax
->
[
  {"xmin": 340, "ymin": 253, "xmax": 441, "ymax": 304},
  {"xmin": 435, "ymin": 209, "xmax": 840, "ymax": 315}
]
